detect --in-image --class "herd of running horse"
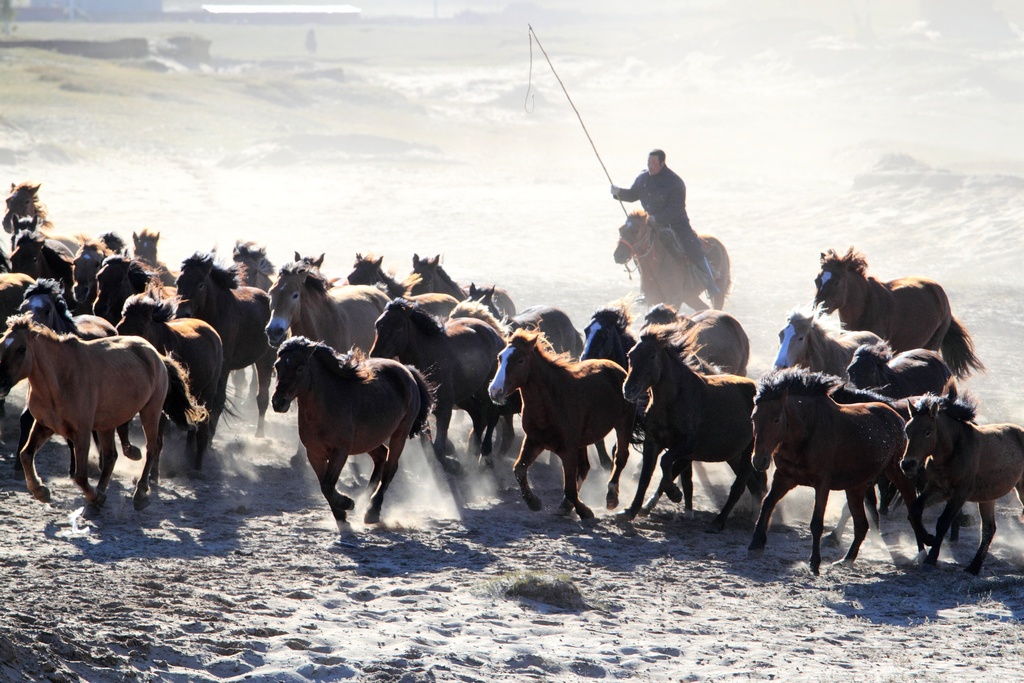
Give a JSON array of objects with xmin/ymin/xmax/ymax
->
[{"xmin": 3, "ymin": 180, "xmax": 1023, "ymax": 576}]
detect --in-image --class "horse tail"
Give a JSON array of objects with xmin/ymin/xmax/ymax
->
[
  {"xmin": 940, "ymin": 316, "xmax": 985, "ymax": 379},
  {"xmin": 162, "ymin": 356, "xmax": 209, "ymax": 429},
  {"xmin": 408, "ymin": 365, "xmax": 434, "ymax": 438}
]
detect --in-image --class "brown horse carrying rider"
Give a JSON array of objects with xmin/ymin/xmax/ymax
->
[{"xmin": 611, "ymin": 149, "xmax": 720, "ymax": 296}]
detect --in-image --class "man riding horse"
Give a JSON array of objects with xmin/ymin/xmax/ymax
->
[{"xmin": 611, "ymin": 149, "xmax": 720, "ymax": 296}]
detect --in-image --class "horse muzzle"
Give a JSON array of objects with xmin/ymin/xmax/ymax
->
[
  {"xmin": 266, "ymin": 321, "xmax": 288, "ymax": 348},
  {"xmin": 271, "ymin": 393, "xmax": 292, "ymax": 413},
  {"xmin": 488, "ymin": 386, "xmax": 507, "ymax": 405},
  {"xmin": 622, "ymin": 381, "xmax": 647, "ymax": 404},
  {"xmin": 899, "ymin": 457, "xmax": 918, "ymax": 474}
]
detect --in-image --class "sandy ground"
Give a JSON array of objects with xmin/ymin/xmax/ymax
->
[{"xmin": 2, "ymin": 2, "xmax": 1024, "ymax": 681}]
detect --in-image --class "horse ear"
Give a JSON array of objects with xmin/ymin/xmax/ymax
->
[
  {"xmin": 819, "ymin": 252, "xmax": 827, "ymax": 263},
  {"xmin": 431, "ymin": 255, "xmax": 440, "ymax": 265},
  {"xmin": 133, "ymin": 231, "xmax": 139, "ymax": 241},
  {"xmin": 943, "ymin": 377, "xmax": 958, "ymax": 401},
  {"xmin": 374, "ymin": 256, "xmax": 383, "ymax": 268},
  {"xmin": 928, "ymin": 400, "xmax": 940, "ymax": 419},
  {"xmin": 314, "ymin": 254, "xmax": 325, "ymax": 269},
  {"xmin": 413, "ymin": 253, "xmax": 420, "ymax": 264},
  {"xmin": 294, "ymin": 251, "xmax": 301, "ymax": 262},
  {"xmin": 468, "ymin": 283, "xmax": 478, "ymax": 297}
]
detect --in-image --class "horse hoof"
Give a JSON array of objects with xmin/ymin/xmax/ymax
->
[
  {"xmin": 124, "ymin": 446, "xmax": 143, "ymax": 462},
  {"xmin": 577, "ymin": 504, "xmax": 595, "ymax": 520},
  {"xmin": 809, "ymin": 564, "xmax": 821, "ymax": 576},
  {"xmin": 92, "ymin": 492, "xmax": 107, "ymax": 509},
  {"xmin": 335, "ymin": 518, "xmax": 352, "ymax": 535},
  {"xmin": 824, "ymin": 532, "xmax": 842, "ymax": 548},
  {"xmin": 363, "ymin": 509, "xmax": 381, "ymax": 525},
  {"xmin": 440, "ymin": 456, "xmax": 463, "ymax": 476},
  {"xmin": 704, "ymin": 522, "xmax": 725, "ymax": 534},
  {"xmin": 615, "ymin": 509, "xmax": 638, "ymax": 522},
  {"xmin": 133, "ymin": 494, "xmax": 151, "ymax": 511},
  {"xmin": 665, "ymin": 485, "xmax": 683, "ymax": 504},
  {"xmin": 606, "ymin": 493, "xmax": 619, "ymax": 510},
  {"xmin": 525, "ymin": 496, "xmax": 543, "ymax": 512},
  {"xmin": 34, "ymin": 486, "xmax": 52, "ymax": 504}
]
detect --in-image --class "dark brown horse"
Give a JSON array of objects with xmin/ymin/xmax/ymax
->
[
  {"xmin": 408, "ymin": 254, "xmax": 516, "ymax": 318},
  {"xmin": 643, "ymin": 304, "xmax": 750, "ymax": 376},
  {"xmin": 93, "ymin": 254, "xmax": 161, "ymax": 326},
  {"xmin": 846, "ymin": 341, "xmax": 952, "ymax": 398},
  {"xmin": 622, "ymin": 325, "xmax": 762, "ymax": 529},
  {"xmin": 266, "ymin": 261, "xmax": 390, "ymax": 352},
  {"xmin": 272, "ymin": 336, "xmax": 432, "ymax": 530},
  {"xmin": 10, "ymin": 230, "xmax": 77, "ymax": 308},
  {"xmin": 0, "ymin": 314, "xmax": 206, "ymax": 509},
  {"xmin": 613, "ymin": 211, "xmax": 731, "ymax": 311},
  {"xmin": 72, "ymin": 237, "xmax": 112, "ymax": 315},
  {"xmin": 176, "ymin": 252, "xmax": 273, "ymax": 438},
  {"xmin": 813, "ymin": 247, "xmax": 983, "ymax": 378},
  {"xmin": 901, "ymin": 385, "xmax": 1024, "ymax": 575},
  {"xmin": 133, "ymin": 229, "xmax": 177, "ymax": 287},
  {"xmin": 749, "ymin": 369, "xmax": 929, "ymax": 574},
  {"xmin": 774, "ymin": 307, "xmax": 882, "ymax": 378},
  {"xmin": 370, "ymin": 298, "xmax": 505, "ymax": 474},
  {"xmin": 345, "ymin": 253, "xmax": 459, "ymax": 319},
  {"xmin": 117, "ymin": 293, "xmax": 225, "ymax": 471},
  {"xmin": 489, "ymin": 330, "xmax": 637, "ymax": 519},
  {"xmin": 3, "ymin": 182, "xmax": 79, "ymax": 254},
  {"xmin": 232, "ymin": 240, "xmax": 275, "ymax": 292}
]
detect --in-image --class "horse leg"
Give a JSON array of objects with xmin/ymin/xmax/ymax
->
[
  {"xmin": 308, "ymin": 447, "xmax": 354, "ymax": 532},
  {"xmin": 14, "ymin": 408, "xmax": 34, "ymax": 473},
  {"xmin": 69, "ymin": 430, "xmax": 103, "ymax": 508},
  {"xmin": 94, "ymin": 429, "xmax": 119, "ymax": 495},
  {"xmin": 621, "ymin": 436, "xmax": 663, "ymax": 519},
  {"xmin": 367, "ymin": 438, "xmax": 406, "ymax": 525},
  {"xmin": 605, "ymin": 419, "xmax": 633, "ymax": 510},
  {"xmin": 116, "ymin": 421, "xmax": 141, "ymax": 462},
  {"xmin": 513, "ymin": 436, "xmax": 546, "ymax": 512},
  {"xmin": 594, "ymin": 438, "xmax": 613, "ymax": 471},
  {"xmin": 837, "ymin": 486, "xmax": 870, "ymax": 568},
  {"xmin": 365, "ymin": 445, "xmax": 387, "ymax": 494},
  {"xmin": 643, "ymin": 446, "xmax": 684, "ymax": 514},
  {"xmin": 132, "ymin": 410, "xmax": 165, "ymax": 509},
  {"xmin": 430, "ymin": 401, "xmax": 462, "ymax": 475},
  {"xmin": 680, "ymin": 293, "xmax": 708, "ymax": 313},
  {"xmin": 556, "ymin": 449, "xmax": 593, "ymax": 519},
  {"xmin": 20, "ymin": 422, "xmax": 56, "ymax": 503},
  {"xmin": 808, "ymin": 485, "xmax": 832, "ymax": 575},
  {"xmin": 965, "ymin": 501, "xmax": 995, "ymax": 575},
  {"xmin": 254, "ymin": 350, "xmax": 275, "ymax": 438},
  {"xmin": 924, "ymin": 494, "xmax": 969, "ymax": 567},
  {"xmin": 749, "ymin": 474, "xmax": 796, "ymax": 553},
  {"xmin": 497, "ymin": 413, "xmax": 515, "ymax": 457},
  {"xmin": 886, "ymin": 461, "xmax": 935, "ymax": 550},
  {"xmin": 706, "ymin": 455, "xmax": 755, "ymax": 533}
]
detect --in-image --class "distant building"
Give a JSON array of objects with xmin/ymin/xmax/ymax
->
[{"xmin": 29, "ymin": 0, "xmax": 163, "ymax": 15}]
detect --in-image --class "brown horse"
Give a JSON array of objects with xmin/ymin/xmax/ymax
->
[
  {"xmin": 774, "ymin": 307, "xmax": 882, "ymax": 378},
  {"xmin": 132, "ymin": 229, "xmax": 177, "ymax": 287},
  {"xmin": 93, "ymin": 254, "xmax": 162, "ymax": 325},
  {"xmin": 489, "ymin": 330, "xmax": 637, "ymax": 519},
  {"xmin": 17, "ymin": 278, "xmax": 137, "ymax": 471},
  {"xmin": 232, "ymin": 240, "xmax": 275, "ymax": 292},
  {"xmin": 622, "ymin": 325, "xmax": 762, "ymax": 529},
  {"xmin": 846, "ymin": 341, "xmax": 952, "ymax": 398},
  {"xmin": 370, "ymin": 298, "xmax": 505, "ymax": 473},
  {"xmin": 267, "ymin": 261, "xmax": 390, "ymax": 352},
  {"xmin": 507, "ymin": 306, "xmax": 584, "ymax": 359},
  {"xmin": 814, "ymin": 247, "xmax": 983, "ymax": 378},
  {"xmin": 0, "ymin": 314, "xmax": 206, "ymax": 509},
  {"xmin": 117, "ymin": 293, "xmax": 225, "ymax": 471},
  {"xmin": 613, "ymin": 211, "xmax": 731, "ymax": 311},
  {"xmin": 345, "ymin": 253, "xmax": 459, "ymax": 319},
  {"xmin": 272, "ymin": 336, "xmax": 432, "ymax": 529},
  {"xmin": 176, "ymin": 252, "xmax": 273, "ymax": 438},
  {"xmin": 749, "ymin": 369, "xmax": 929, "ymax": 574},
  {"xmin": 10, "ymin": 230, "xmax": 77, "ymax": 308},
  {"xmin": 901, "ymin": 384, "xmax": 1024, "ymax": 575},
  {"xmin": 408, "ymin": 254, "xmax": 516, "ymax": 318}
]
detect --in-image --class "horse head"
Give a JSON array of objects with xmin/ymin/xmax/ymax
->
[
  {"xmin": 233, "ymin": 241, "xmax": 274, "ymax": 291},
  {"xmin": 73, "ymin": 241, "xmax": 107, "ymax": 305},
  {"xmin": 271, "ymin": 336, "xmax": 318, "ymax": 412},
  {"xmin": 623, "ymin": 328, "xmax": 668, "ymax": 403},
  {"xmin": 467, "ymin": 283, "xmax": 501, "ymax": 319},
  {"xmin": 133, "ymin": 229, "xmax": 161, "ymax": 266},
  {"xmin": 3, "ymin": 182, "xmax": 42, "ymax": 235},
  {"xmin": 266, "ymin": 262, "xmax": 315, "ymax": 347},
  {"xmin": 489, "ymin": 329, "xmax": 540, "ymax": 404},
  {"xmin": 176, "ymin": 252, "xmax": 229, "ymax": 320},
  {"xmin": 582, "ymin": 307, "xmax": 632, "ymax": 368},
  {"xmin": 773, "ymin": 309, "xmax": 819, "ymax": 369},
  {"xmin": 19, "ymin": 278, "xmax": 73, "ymax": 333},
  {"xmin": 901, "ymin": 380, "xmax": 971, "ymax": 474},
  {"xmin": 814, "ymin": 247, "xmax": 867, "ymax": 314},
  {"xmin": 345, "ymin": 253, "xmax": 384, "ymax": 287},
  {"xmin": 0, "ymin": 314, "xmax": 37, "ymax": 398},
  {"xmin": 94, "ymin": 256, "xmax": 153, "ymax": 325},
  {"xmin": 369, "ymin": 298, "xmax": 415, "ymax": 360},
  {"xmin": 10, "ymin": 230, "xmax": 47, "ymax": 278},
  {"xmin": 614, "ymin": 213, "xmax": 647, "ymax": 265},
  {"xmin": 846, "ymin": 341, "xmax": 891, "ymax": 391},
  {"xmin": 751, "ymin": 389, "xmax": 791, "ymax": 473}
]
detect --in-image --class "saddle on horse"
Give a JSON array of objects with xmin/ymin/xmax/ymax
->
[{"xmin": 655, "ymin": 225, "xmax": 721, "ymax": 297}]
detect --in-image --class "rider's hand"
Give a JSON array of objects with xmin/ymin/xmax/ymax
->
[{"xmin": 610, "ymin": 185, "xmax": 620, "ymax": 200}]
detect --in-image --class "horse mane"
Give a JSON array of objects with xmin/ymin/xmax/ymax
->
[
  {"xmin": 101, "ymin": 254, "xmax": 155, "ymax": 291},
  {"xmin": 123, "ymin": 292, "xmax": 178, "ymax": 323},
  {"xmin": 755, "ymin": 367, "xmax": 844, "ymax": 405},
  {"xmin": 5, "ymin": 312, "xmax": 65, "ymax": 341},
  {"xmin": 137, "ymin": 228, "xmax": 160, "ymax": 242},
  {"xmin": 279, "ymin": 335, "xmax": 375, "ymax": 382},
  {"xmin": 386, "ymin": 298, "xmax": 446, "ymax": 336},
  {"xmin": 821, "ymin": 247, "xmax": 869, "ymax": 276},
  {"xmin": 98, "ymin": 232, "xmax": 126, "ymax": 254},
  {"xmin": 182, "ymin": 252, "xmax": 239, "ymax": 290},
  {"xmin": 852, "ymin": 340, "xmax": 893, "ymax": 366},
  {"xmin": 13, "ymin": 229, "xmax": 44, "ymax": 250},
  {"xmin": 592, "ymin": 298, "xmax": 635, "ymax": 335},
  {"xmin": 509, "ymin": 328, "xmax": 574, "ymax": 369},
  {"xmin": 234, "ymin": 241, "xmax": 275, "ymax": 276},
  {"xmin": 449, "ymin": 299, "xmax": 508, "ymax": 337},
  {"xmin": 643, "ymin": 303, "xmax": 678, "ymax": 327},
  {"xmin": 75, "ymin": 236, "xmax": 108, "ymax": 255},
  {"xmin": 912, "ymin": 383, "xmax": 977, "ymax": 423},
  {"xmin": 21, "ymin": 278, "xmax": 74, "ymax": 324},
  {"xmin": 639, "ymin": 323, "xmax": 701, "ymax": 360},
  {"xmin": 280, "ymin": 260, "xmax": 329, "ymax": 294},
  {"xmin": 784, "ymin": 306, "xmax": 849, "ymax": 370}
]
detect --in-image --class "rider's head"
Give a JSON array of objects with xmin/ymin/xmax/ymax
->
[{"xmin": 647, "ymin": 149, "xmax": 666, "ymax": 175}]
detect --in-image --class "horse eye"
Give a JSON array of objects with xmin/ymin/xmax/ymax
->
[{"xmin": 291, "ymin": 292, "xmax": 299, "ymax": 300}]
